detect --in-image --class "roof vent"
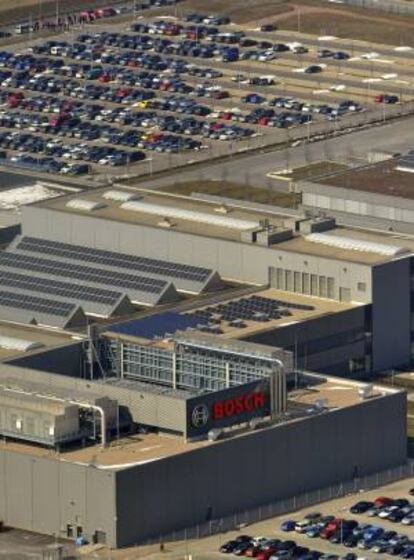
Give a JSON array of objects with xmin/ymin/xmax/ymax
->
[
  {"xmin": 66, "ymin": 199, "xmax": 106, "ymax": 212},
  {"xmin": 0, "ymin": 335, "xmax": 44, "ymax": 352},
  {"xmin": 121, "ymin": 200, "xmax": 260, "ymax": 231},
  {"xmin": 215, "ymin": 205, "xmax": 230, "ymax": 214},
  {"xmin": 103, "ymin": 190, "xmax": 141, "ymax": 202},
  {"xmin": 358, "ymin": 384, "xmax": 374, "ymax": 400},
  {"xmin": 158, "ymin": 218, "xmax": 174, "ymax": 228},
  {"xmin": 314, "ymin": 398, "xmax": 327, "ymax": 410},
  {"xmin": 208, "ymin": 429, "xmax": 222, "ymax": 441},
  {"xmin": 306, "ymin": 233, "xmax": 410, "ymax": 257}
]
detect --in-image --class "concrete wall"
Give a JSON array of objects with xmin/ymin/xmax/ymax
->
[
  {"xmin": 0, "ymin": 449, "xmax": 116, "ymax": 545},
  {"xmin": 0, "ymin": 363, "xmax": 188, "ymax": 434},
  {"xmin": 115, "ymin": 390, "xmax": 406, "ymax": 547},
  {"xmin": 299, "ymin": 179, "xmax": 414, "ymax": 234},
  {"xmin": 8, "ymin": 342, "xmax": 85, "ymax": 377},
  {"xmin": 22, "ymin": 206, "xmax": 373, "ymax": 304},
  {"xmin": 372, "ymin": 259, "xmax": 411, "ymax": 371}
]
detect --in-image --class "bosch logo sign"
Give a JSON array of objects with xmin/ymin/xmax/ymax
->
[
  {"xmin": 190, "ymin": 391, "xmax": 266, "ymax": 430},
  {"xmin": 213, "ymin": 391, "xmax": 265, "ymax": 420},
  {"xmin": 191, "ymin": 403, "xmax": 210, "ymax": 428}
]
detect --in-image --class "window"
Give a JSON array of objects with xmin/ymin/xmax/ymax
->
[
  {"xmin": 285, "ymin": 270, "xmax": 293, "ymax": 291},
  {"xmin": 294, "ymin": 271, "xmax": 301, "ymax": 293},
  {"xmin": 327, "ymin": 277, "xmax": 335, "ymax": 299},
  {"xmin": 311, "ymin": 274, "xmax": 318, "ymax": 296},
  {"xmin": 357, "ymin": 282, "xmax": 366, "ymax": 292},
  {"xmin": 276, "ymin": 268, "xmax": 285, "ymax": 290},
  {"xmin": 319, "ymin": 276, "xmax": 327, "ymax": 298},
  {"xmin": 302, "ymin": 273, "xmax": 310, "ymax": 294}
]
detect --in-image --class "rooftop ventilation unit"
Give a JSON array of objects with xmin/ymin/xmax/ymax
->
[
  {"xmin": 66, "ymin": 199, "xmax": 106, "ymax": 212},
  {"xmin": 102, "ymin": 190, "xmax": 141, "ymax": 202},
  {"xmin": 306, "ymin": 233, "xmax": 410, "ymax": 257},
  {"xmin": 314, "ymin": 398, "xmax": 327, "ymax": 410},
  {"xmin": 120, "ymin": 200, "xmax": 260, "ymax": 231},
  {"xmin": 358, "ymin": 384, "xmax": 374, "ymax": 400},
  {"xmin": 208, "ymin": 429, "xmax": 222, "ymax": 441}
]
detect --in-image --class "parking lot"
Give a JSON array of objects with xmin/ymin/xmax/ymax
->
[
  {"xmin": 0, "ymin": 8, "xmax": 412, "ymax": 180},
  {"xmin": 104, "ymin": 477, "xmax": 414, "ymax": 560}
]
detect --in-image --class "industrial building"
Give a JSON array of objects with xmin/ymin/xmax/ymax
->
[
  {"xmin": 17, "ymin": 186, "xmax": 414, "ymax": 374},
  {"xmin": 0, "ymin": 354, "xmax": 406, "ymax": 548},
  {"xmin": 297, "ymin": 151, "xmax": 414, "ymax": 234},
  {"xmin": 0, "ymin": 183, "xmax": 409, "ymax": 549}
]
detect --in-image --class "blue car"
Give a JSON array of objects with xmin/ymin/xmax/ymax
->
[{"xmin": 281, "ymin": 520, "xmax": 296, "ymax": 531}]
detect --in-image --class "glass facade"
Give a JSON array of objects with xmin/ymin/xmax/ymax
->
[{"xmin": 100, "ymin": 337, "xmax": 281, "ymax": 393}]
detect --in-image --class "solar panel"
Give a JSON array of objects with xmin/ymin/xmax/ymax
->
[
  {"xmin": 109, "ymin": 312, "xmax": 208, "ymax": 339},
  {"xmin": 16, "ymin": 237, "xmax": 212, "ymax": 283},
  {"xmin": 0, "ymin": 252, "xmax": 167, "ymax": 295},
  {"xmin": 0, "ymin": 270, "xmax": 123, "ymax": 306},
  {"xmin": 0, "ymin": 290, "xmax": 76, "ymax": 317}
]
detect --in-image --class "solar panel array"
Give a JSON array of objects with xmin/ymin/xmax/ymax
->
[
  {"xmin": 16, "ymin": 237, "xmax": 213, "ymax": 284},
  {"xmin": 0, "ymin": 270, "xmax": 123, "ymax": 306},
  {"xmin": 0, "ymin": 290, "xmax": 76, "ymax": 317},
  {"xmin": 0, "ymin": 252, "xmax": 167, "ymax": 294}
]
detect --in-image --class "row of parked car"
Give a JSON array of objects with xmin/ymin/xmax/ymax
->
[
  {"xmin": 349, "ymin": 495, "xmax": 414, "ymax": 526},
  {"xmin": 219, "ymin": 490, "xmax": 414, "ymax": 559}
]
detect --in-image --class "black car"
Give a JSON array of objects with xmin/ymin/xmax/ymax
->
[
  {"xmin": 220, "ymin": 540, "xmax": 239, "ymax": 553},
  {"xmin": 260, "ymin": 24, "xmax": 277, "ymax": 32},
  {"xmin": 350, "ymin": 501, "xmax": 374, "ymax": 514}
]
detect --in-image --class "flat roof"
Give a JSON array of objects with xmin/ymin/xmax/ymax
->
[
  {"xmin": 0, "ymin": 322, "xmax": 78, "ymax": 361},
  {"xmin": 185, "ymin": 288, "xmax": 358, "ymax": 340},
  {"xmin": 0, "ymin": 375, "xmax": 397, "ymax": 469},
  {"xmin": 36, "ymin": 187, "xmax": 285, "ymax": 243},
  {"xmin": 321, "ymin": 159, "xmax": 414, "ymax": 200},
  {"xmin": 32, "ymin": 187, "xmax": 414, "ymax": 266}
]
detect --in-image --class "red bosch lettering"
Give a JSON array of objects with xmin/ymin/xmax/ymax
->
[{"xmin": 211, "ymin": 391, "xmax": 265, "ymax": 420}]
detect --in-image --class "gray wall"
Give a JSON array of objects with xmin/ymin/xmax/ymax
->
[
  {"xmin": 0, "ymin": 363, "xmax": 188, "ymax": 434},
  {"xmin": 244, "ymin": 306, "xmax": 368, "ymax": 376},
  {"xmin": 0, "ymin": 449, "xmax": 116, "ymax": 545},
  {"xmin": 22, "ymin": 206, "xmax": 373, "ymax": 304},
  {"xmin": 115, "ymin": 390, "xmax": 406, "ymax": 547},
  {"xmin": 299, "ymin": 179, "xmax": 414, "ymax": 234},
  {"xmin": 372, "ymin": 259, "xmax": 411, "ymax": 371},
  {"xmin": 8, "ymin": 342, "xmax": 85, "ymax": 376}
]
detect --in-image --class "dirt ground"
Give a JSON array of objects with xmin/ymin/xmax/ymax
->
[
  {"xmin": 0, "ymin": 0, "xmax": 413, "ymax": 46},
  {"xmin": 160, "ymin": 180, "xmax": 300, "ymax": 207}
]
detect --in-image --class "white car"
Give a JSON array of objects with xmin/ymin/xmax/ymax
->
[{"xmin": 295, "ymin": 520, "xmax": 311, "ymax": 533}]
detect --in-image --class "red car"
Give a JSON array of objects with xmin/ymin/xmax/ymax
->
[
  {"xmin": 320, "ymin": 518, "xmax": 342, "ymax": 539},
  {"xmin": 256, "ymin": 548, "xmax": 278, "ymax": 560},
  {"xmin": 374, "ymin": 496, "xmax": 393, "ymax": 507},
  {"xmin": 244, "ymin": 545, "xmax": 262, "ymax": 557}
]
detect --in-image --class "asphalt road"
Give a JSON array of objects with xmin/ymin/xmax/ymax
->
[{"xmin": 139, "ymin": 114, "xmax": 414, "ymax": 191}]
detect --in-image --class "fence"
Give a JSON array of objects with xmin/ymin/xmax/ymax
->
[
  {"xmin": 141, "ymin": 460, "xmax": 414, "ymax": 546},
  {"xmin": 342, "ymin": 0, "xmax": 414, "ymax": 16}
]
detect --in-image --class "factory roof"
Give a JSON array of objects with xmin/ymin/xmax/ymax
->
[
  {"xmin": 32, "ymin": 187, "xmax": 414, "ymax": 266},
  {"xmin": 0, "ymin": 374, "xmax": 399, "ymax": 469},
  {"xmin": 0, "ymin": 322, "xmax": 78, "ymax": 361},
  {"xmin": 321, "ymin": 158, "xmax": 414, "ymax": 200}
]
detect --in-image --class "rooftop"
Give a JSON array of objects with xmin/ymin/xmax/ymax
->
[
  {"xmin": 320, "ymin": 159, "xmax": 414, "ymax": 200},
  {"xmin": 0, "ymin": 322, "xmax": 78, "ymax": 362},
  {"xmin": 184, "ymin": 288, "xmax": 358, "ymax": 340},
  {"xmin": 1, "ymin": 374, "xmax": 396, "ymax": 469},
  {"xmin": 32, "ymin": 187, "xmax": 414, "ymax": 266}
]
